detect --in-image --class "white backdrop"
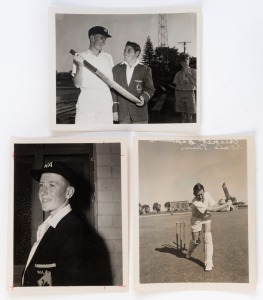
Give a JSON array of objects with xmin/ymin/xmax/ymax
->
[{"xmin": 1, "ymin": 0, "xmax": 262, "ymax": 299}]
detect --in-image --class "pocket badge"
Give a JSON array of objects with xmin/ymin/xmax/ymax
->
[
  {"xmin": 35, "ymin": 263, "xmax": 56, "ymax": 286},
  {"xmin": 135, "ymin": 80, "xmax": 143, "ymax": 94},
  {"xmin": 37, "ymin": 270, "xmax": 52, "ymax": 286}
]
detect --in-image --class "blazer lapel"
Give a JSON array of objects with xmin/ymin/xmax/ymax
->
[
  {"xmin": 128, "ymin": 64, "xmax": 142, "ymax": 88},
  {"xmin": 29, "ymin": 226, "xmax": 54, "ymax": 265},
  {"xmin": 121, "ymin": 64, "xmax": 129, "ymax": 88}
]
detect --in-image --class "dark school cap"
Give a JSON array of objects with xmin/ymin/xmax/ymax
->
[
  {"xmin": 88, "ymin": 26, "xmax": 112, "ymax": 38},
  {"xmin": 31, "ymin": 161, "xmax": 76, "ymax": 186}
]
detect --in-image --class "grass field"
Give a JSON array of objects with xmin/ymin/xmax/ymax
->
[{"xmin": 139, "ymin": 209, "xmax": 248, "ymax": 283}]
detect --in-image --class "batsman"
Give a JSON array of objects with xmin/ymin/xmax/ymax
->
[{"xmin": 186, "ymin": 183, "xmax": 232, "ymax": 271}]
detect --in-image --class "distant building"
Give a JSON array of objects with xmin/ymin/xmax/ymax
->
[{"xmin": 170, "ymin": 201, "xmax": 189, "ymax": 211}]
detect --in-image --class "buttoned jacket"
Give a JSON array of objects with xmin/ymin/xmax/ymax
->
[{"xmin": 112, "ymin": 63, "xmax": 155, "ymax": 122}]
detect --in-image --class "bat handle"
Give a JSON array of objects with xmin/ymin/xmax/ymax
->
[
  {"xmin": 69, "ymin": 49, "xmax": 97, "ymax": 73},
  {"xmin": 70, "ymin": 49, "xmax": 76, "ymax": 56}
]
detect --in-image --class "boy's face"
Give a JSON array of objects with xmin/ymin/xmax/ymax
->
[
  {"xmin": 38, "ymin": 173, "xmax": 70, "ymax": 216},
  {"xmin": 195, "ymin": 189, "xmax": 204, "ymax": 201},
  {"xmin": 91, "ymin": 34, "xmax": 107, "ymax": 51},
  {"xmin": 181, "ymin": 57, "xmax": 190, "ymax": 68},
  {"xmin": 124, "ymin": 46, "xmax": 139, "ymax": 64}
]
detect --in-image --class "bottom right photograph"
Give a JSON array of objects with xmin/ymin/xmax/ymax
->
[{"xmin": 134, "ymin": 136, "xmax": 256, "ymax": 292}]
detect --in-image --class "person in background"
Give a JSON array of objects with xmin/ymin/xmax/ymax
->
[{"xmin": 173, "ymin": 54, "xmax": 196, "ymax": 123}]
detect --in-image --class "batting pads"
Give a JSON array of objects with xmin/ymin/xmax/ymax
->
[
  {"xmin": 204, "ymin": 232, "xmax": 214, "ymax": 270},
  {"xmin": 186, "ymin": 239, "xmax": 200, "ymax": 258}
]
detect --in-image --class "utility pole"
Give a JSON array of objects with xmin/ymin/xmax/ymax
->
[{"xmin": 178, "ymin": 41, "xmax": 191, "ymax": 54}]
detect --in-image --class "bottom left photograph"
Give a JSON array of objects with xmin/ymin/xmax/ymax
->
[{"xmin": 8, "ymin": 137, "xmax": 128, "ymax": 293}]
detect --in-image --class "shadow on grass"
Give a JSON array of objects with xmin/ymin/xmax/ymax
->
[{"xmin": 155, "ymin": 243, "xmax": 204, "ymax": 268}]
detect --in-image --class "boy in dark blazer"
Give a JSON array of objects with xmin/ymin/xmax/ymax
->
[
  {"xmin": 112, "ymin": 41, "xmax": 155, "ymax": 124},
  {"xmin": 22, "ymin": 161, "xmax": 112, "ymax": 286}
]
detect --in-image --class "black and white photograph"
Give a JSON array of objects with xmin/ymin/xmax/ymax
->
[
  {"xmin": 1, "ymin": 0, "xmax": 263, "ymax": 300},
  {"xmin": 8, "ymin": 137, "xmax": 128, "ymax": 292},
  {"xmin": 49, "ymin": 7, "xmax": 200, "ymax": 131},
  {"xmin": 134, "ymin": 136, "xmax": 255, "ymax": 291}
]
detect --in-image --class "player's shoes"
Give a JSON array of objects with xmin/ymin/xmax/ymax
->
[
  {"xmin": 186, "ymin": 251, "xmax": 192, "ymax": 259},
  {"xmin": 205, "ymin": 262, "xmax": 214, "ymax": 271}
]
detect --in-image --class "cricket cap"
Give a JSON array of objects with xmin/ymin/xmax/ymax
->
[
  {"xmin": 31, "ymin": 161, "xmax": 76, "ymax": 186},
  {"xmin": 88, "ymin": 26, "xmax": 112, "ymax": 38}
]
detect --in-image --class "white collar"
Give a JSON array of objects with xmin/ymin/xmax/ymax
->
[
  {"xmin": 44, "ymin": 204, "xmax": 72, "ymax": 228},
  {"xmin": 121, "ymin": 59, "xmax": 142, "ymax": 68},
  {"xmin": 87, "ymin": 48, "xmax": 104, "ymax": 56}
]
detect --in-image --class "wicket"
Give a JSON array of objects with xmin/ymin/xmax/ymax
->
[{"xmin": 176, "ymin": 222, "xmax": 186, "ymax": 250}]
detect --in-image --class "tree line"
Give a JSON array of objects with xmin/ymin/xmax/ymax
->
[
  {"xmin": 141, "ymin": 36, "xmax": 197, "ymax": 86},
  {"xmin": 139, "ymin": 199, "xmax": 247, "ymax": 215},
  {"xmin": 139, "ymin": 202, "xmax": 171, "ymax": 214}
]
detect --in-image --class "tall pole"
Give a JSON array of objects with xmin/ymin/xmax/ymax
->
[
  {"xmin": 158, "ymin": 14, "xmax": 169, "ymax": 69},
  {"xmin": 158, "ymin": 14, "xmax": 169, "ymax": 48},
  {"xmin": 178, "ymin": 41, "xmax": 191, "ymax": 54}
]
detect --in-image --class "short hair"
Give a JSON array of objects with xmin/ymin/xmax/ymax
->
[
  {"xmin": 179, "ymin": 53, "xmax": 190, "ymax": 63},
  {"xmin": 193, "ymin": 183, "xmax": 205, "ymax": 196},
  {"xmin": 126, "ymin": 41, "xmax": 141, "ymax": 54}
]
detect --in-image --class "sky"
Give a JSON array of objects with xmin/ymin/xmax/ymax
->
[
  {"xmin": 138, "ymin": 139, "xmax": 248, "ymax": 209},
  {"xmin": 55, "ymin": 13, "xmax": 197, "ymax": 72}
]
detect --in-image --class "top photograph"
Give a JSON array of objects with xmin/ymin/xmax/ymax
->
[{"xmin": 49, "ymin": 7, "xmax": 201, "ymax": 132}]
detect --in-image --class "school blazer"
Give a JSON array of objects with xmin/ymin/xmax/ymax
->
[
  {"xmin": 112, "ymin": 63, "xmax": 155, "ymax": 122},
  {"xmin": 22, "ymin": 211, "xmax": 113, "ymax": 286}
]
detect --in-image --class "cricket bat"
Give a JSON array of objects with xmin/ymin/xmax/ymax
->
[{"xmin": 70, "ymin": 49, "xmax": 142, "ymax": 105}]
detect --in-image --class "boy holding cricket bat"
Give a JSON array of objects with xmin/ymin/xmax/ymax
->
[
  {"xmin": 72, "ymin": 26, "xmax": 114, "ymax": 125},
  {"xmin": 112, "ymin": 41, "xmax": 155, "ymax": 124},
  {"xmin": 187, "ymin": 183, "xmax": 233, "ymax": 271}
]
